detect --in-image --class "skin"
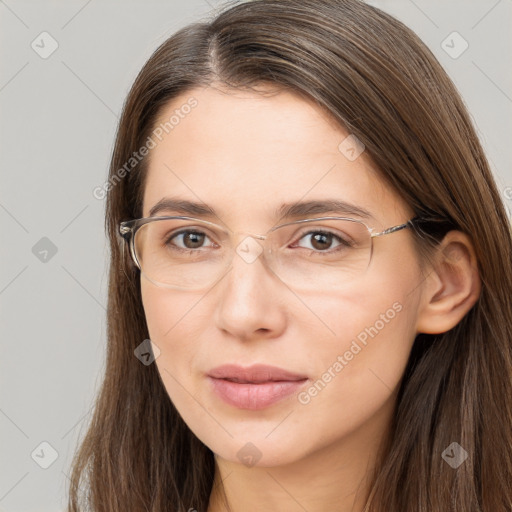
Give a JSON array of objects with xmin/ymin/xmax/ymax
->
[{"xmin": 139, "ymin": 84, "xmax": 481, "ymax": 512}]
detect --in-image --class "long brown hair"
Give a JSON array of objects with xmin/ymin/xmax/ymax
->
[{"xmin": 67, "ymin": 0, "xmax": 512, "ymax": 510}]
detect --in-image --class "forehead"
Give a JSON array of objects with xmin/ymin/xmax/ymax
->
[{"xmin": 141, "ymin": 85, "xmax": 409, "ymax": 229}]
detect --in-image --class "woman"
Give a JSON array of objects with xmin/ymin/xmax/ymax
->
[{"xmin": 67, "ymin": 0, "xmax": 512, "ymax": 510}]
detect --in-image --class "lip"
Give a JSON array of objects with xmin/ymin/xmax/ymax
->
[{"xmin": 207, "ymin": 364, "xmax": 308, "ymax": 410}]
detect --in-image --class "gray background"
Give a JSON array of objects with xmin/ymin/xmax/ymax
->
[{"xmin": 1, "ymin": 0, "xmax": 511, "ymax": 510}]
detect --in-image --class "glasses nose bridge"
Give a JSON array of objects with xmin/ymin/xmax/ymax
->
[
  {"xmin": 228, "ymin": 229, "xmax": 269, "ymax": 247},
  {"xmin": 226, "ymin": 229, "xmax": 276, "ymax": 271}
]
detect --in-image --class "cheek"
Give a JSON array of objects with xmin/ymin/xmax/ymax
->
[
  {"xmin": 141, "ymin": 283, "xmax": 242, "ymax": 451},
  {"xmin": 294, "ymin": 250, "xmax": 421, "ymax": 422},
  {"xmin": 141, "ymin": 283, "xmax": 214, "ymax": 431},
  {"xmin": 141, "ymin": 282, "xmax": 204, "ymax": 379}
]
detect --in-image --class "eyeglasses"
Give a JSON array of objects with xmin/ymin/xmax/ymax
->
[{"xmin": 119, "ymin": 215, "xmax": 418, "ymax": 292}]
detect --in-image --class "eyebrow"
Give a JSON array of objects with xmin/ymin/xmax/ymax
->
[{"xmin": 148, "ymin": 197, "xmax": 373, "ymax": 221}]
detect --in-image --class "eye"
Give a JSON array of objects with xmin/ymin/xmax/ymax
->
[
  {"xmin": 166, "ymin": 229, "xmax": 216, "ymax": 250},
  {"xmin": 294, "ymin": 230, "xmax": 352, "ymax": 252}
]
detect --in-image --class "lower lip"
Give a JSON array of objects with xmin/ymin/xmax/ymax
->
[{"xmin": 208, "ymin": 377, "xmax": 308, "ymax": 410}]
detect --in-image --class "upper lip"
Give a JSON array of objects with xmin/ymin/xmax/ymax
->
[{"xmin": 208, "ymin": 364, "xmax": 308, "ymax": 383}]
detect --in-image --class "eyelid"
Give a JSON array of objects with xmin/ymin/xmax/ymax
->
[
  {"xmin": 159, "ymin": 216, "xmax": 367, "ymax": 243},
  {"xmin": 270, "ymin": 216, "xmax": 369, "ymax": 231},
  {"xmin": 289, "ymin": 224, "xmax": 354, "ymax": 246},
  {"xmin": 167, "ymin": 225, "xmax": 229, "ymax": 248}
]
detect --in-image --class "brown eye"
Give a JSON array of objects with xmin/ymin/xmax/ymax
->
[
  {"xmin": 295, "ymin": 230, "xmax": 351, "ymax": 252},
  {"xmin": 310, "ymin": 232, "xmax": 334, "ymax": 251},
  {"xmin": 166, "ymin": 230, "xmax": 211, "ymax": 250}
]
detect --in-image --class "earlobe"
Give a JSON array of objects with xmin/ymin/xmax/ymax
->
[{"xmin": 415, "ymin": 231, "xmax": 481, "ymax": 335}]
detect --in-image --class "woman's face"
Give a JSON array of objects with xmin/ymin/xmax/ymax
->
[{"xmin": 140, "ymin": 84, "xmax": 425, "ymax": 467}]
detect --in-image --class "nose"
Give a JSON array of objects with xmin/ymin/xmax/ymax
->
[{"xmin": 212, "ymin": 240, "xmax": 288, "ymax": 342}]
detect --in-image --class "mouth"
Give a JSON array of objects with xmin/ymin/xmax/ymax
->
[
  {"xmin": 208, "ymin": 363, "xmax": 308, "ymax": 382},
  {"xmin": 207, "ymin": 364, "xmax": 309, "ymax": 410},
  {"xmin": 221, "ymin": 377, "xmax": 295, "ymax": 384}
]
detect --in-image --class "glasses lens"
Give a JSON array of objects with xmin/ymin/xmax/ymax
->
[
  {"xmin": 134, "ymin": 218, "xmax": 231, "ymax": 289},
  {"xmin": 132, "ymin": 217, "xmax": 372, "ymax": 291},
  {"xmin": 268, "ymin": 218, "xmax": 372, "ymax": 291}
]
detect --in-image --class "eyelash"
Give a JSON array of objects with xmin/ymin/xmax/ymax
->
[{"xmin": 165, "ymin": 228, "xmax": 352, "ymax": 253}]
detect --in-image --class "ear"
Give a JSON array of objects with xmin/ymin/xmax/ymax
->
[{"xmin": 416, "ymin": 231, "xmax": 481, "ymax": 334}]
